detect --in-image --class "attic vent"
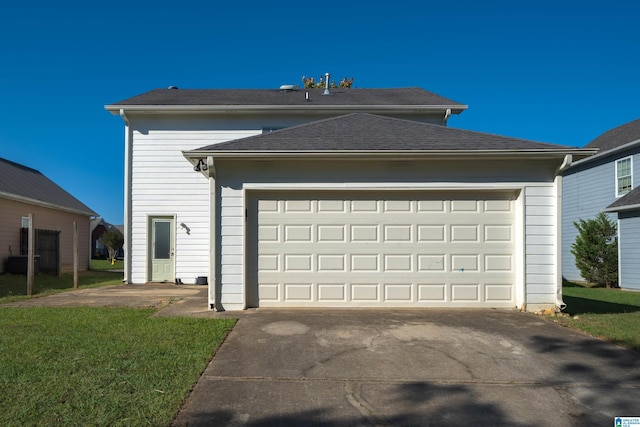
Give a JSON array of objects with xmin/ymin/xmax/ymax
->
[
  {"xmin": 279, "ymin": 84, "xmax": 296, "ymax": 92},
  {"xmin": 168, "ymin": 85, "xmax": 179, "ymax": 90}
]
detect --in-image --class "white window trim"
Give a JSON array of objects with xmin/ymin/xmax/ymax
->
[{"xmin": 615, "ymin": 156, "xmax": 633, "ymax": 197}]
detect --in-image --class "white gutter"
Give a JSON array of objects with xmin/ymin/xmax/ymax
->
[
  {"xmin": 184, "ymin": 149, "xmax": 596, "ymax": 161},
  {"xmin": 554, "ymin": 154, "xmax": 573, "ymax": 311},
  {"xmin": 603, "ymin": 202, "xmax": 640, "ymax": 213},
  {"xmin": 205, "ymin": 156, "xmax": 219, "ymax": 310},
  {"xmin": 105, "ymin": 104, "xmax": 468, "ymax": 114},
  {"xmin": 568, "ymin": 139, "xmax": 640, "ymax": 169},
  {"xmin": 120, "ymin": 109, "xmax": 132, "ymax": 284}
]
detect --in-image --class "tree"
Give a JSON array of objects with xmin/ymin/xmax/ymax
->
[
  {"xmin": 570, "ymin": 212, "xmax": 618, "ymax": 288},
  {"xmin": 102, "ymin": 231, "xmax": 124, "ymax": 265}
]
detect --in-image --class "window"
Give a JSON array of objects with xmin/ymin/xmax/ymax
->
[
  {"xmin": 21, "ymin": 216, "xmax": 29, "ymax": 228},
  {"xmin": 616, "ymin": 157, "xmax": 633, "ymax": 197}
]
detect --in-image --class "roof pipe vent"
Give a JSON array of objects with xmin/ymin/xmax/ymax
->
[{"xmin": 323, "ymin": 72, "xmax": 331, "ymax": 95}]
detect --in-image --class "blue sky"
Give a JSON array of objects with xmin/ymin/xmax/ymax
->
[{"xmin": 1, "ymin": 1, "xmax": 639, "ymax": 225}]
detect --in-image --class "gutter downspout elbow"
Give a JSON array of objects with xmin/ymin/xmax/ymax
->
[
  {"xmin": 555, "ymin": 154, "xmax": 573, "ymax": 311},
  {"xmin": 443, "ymin": 108, "xmax": 452, "ymax": 126}
]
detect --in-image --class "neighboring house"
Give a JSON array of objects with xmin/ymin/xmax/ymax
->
[
  {"xmin": 91, "ymin": 217, "xmax": 124, "ymax": 259},
  {"xmin": 562, "ymin": 118, "xmax": 640, "ymax": 289},
  {"xmin": 0, "ymin": 157, "xmax": 97, "ymax": 274},
  {"xmin": 106, "ymin": 84, "xmax": 594, "ymax": 312}
]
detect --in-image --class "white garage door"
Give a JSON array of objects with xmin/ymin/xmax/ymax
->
[{"xmin": 255, "ymin": 191, "xmax": 516, "ymax": 308}]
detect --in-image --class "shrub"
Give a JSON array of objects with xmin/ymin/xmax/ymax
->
[{"xmin": 571, "ymin": 212, "xmax": 618, "ymax": 288}]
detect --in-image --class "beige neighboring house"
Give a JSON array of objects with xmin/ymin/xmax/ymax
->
[{"xmin": 0, "ymin": 157, "xmax": 97, "ymax": 274}]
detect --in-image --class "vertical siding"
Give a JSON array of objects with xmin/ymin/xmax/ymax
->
[
  {"xmin": 524, "ymin": 186, "xmax": 557, "ymax": 305},
  {"xmin": 128, "ymin": 120, "xmax": 260, "ymax": 284},
  {"xmin": 0, "ymin": 197, "xmax": 91, "ymax": 273},
  {"xmin": 618, "ymin": 211, "xmax": 640, "ymax": 290}
]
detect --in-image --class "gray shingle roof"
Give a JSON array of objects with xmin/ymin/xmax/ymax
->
[
  {"xmin": 0, "ymin": 158, "xmax": 96, "ymax": 216},
  {"xmin": 585, "ymin": 118, "xmax": 640, "ymax": 153},
  {"xmin": 194, "ymin": 113, "xmax": 577, "ymax": 153},
  {"xmin": 605, "ymin": 186, "xmax": 640, "ymax": 212},
  {"xmin": 108, "ymin": 87, "xmax": 466, "ymax": 110}
]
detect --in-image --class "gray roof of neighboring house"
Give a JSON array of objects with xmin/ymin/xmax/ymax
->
[
  {"xmin": 191, "ymin": 113, "xmax": 588, "ymax": 154},
  {"xmin": 0, "ymin": 157, "xmax": 96, "ymax": 216},
  {"xmin": 585, "ymin": 118, "xmax": 640, "ymax": 153},
  {"xmin": 91, "ymin": 218, "xmax": 123, "ymax": 234},
  {"xmin": 605, "ymin": 186, "xmax": 640, "ymax": 212},
  {"xmin": 106, "ymin": 87, "xmax": 467, "ymax": 111}
]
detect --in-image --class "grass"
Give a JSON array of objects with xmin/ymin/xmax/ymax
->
[
  {"xmin": 548, "ymin": 281, "xmax": 640, "ymax": 352},
  {"xmin": 90, "ymin": 258, "xmax": 124, "ymax": 271},
  {"xmin": 0, "ymin": 270, "xmax": 123, "ymax": 302},
  {"xmin": 0, "ymin": 307, "xmax": 236, "ymax": 426}
]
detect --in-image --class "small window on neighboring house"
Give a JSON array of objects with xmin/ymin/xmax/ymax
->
[
  {"xmin": 616, "ymin": 157, "xmax": 633, "ymax": 197},
  {"xmin": 21, "ymin": 217, "xmax": 29, "ymax": 228}
]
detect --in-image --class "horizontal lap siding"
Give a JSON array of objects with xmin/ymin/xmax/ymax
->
[
  {"xmin": 216, "ymin": 159, "xmax": 560, "ymax": 311},
  {"xmin": 562, "ymin": 153, "xmax": 640, "ymax": 282},
  {"xmin": 0, "ymin": 198, "xmax": 91, "ymax": 272},
  {"xmin": 619, "ymin": 212, "xmax": 640, "ymax": 290},
  {"xmin": 129, "ymin": 125, "xmax": 259, "ymax": 284},
  {"xmin": 525, "ymin": 186, "xmax": 557, "ymax": 304}
]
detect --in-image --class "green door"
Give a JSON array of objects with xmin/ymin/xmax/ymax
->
[{"xmin": 150, "ymin": 217, "xmax": 174, "ymax": 282}]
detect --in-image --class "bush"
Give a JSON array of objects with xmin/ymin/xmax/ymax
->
[{"xmin": 570, "ymin": 212, "xmax": 618, "ymax": 288}]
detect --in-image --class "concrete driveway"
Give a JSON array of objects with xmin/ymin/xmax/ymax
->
[
  {"xmin": 172, "ymin": 309, "xmax": 640, "ymax": 427},
  {"xmin": 5, "ymin": 286, "xmax": 639, "ymax": 425}
]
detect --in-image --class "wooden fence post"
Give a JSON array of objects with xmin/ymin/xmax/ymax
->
[
  {"xmin": 27, "ymin": 213, "xmax": 34, "ymax": 296},
  {"xmin": 73, "ymin": 221, "xmax": 78, "ymax": 289}
]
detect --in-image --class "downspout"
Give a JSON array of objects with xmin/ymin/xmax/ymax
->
[
  {"xmin": 206, "ymin": 156, "xmax": 218, "ymax": 310},
  {"xmin": 120, "ymin": 109, "xmax": 133, "ymax": 284},
  {"xmin": 443, "ymin": 108, "xmax": 452, "ymax": 126},
  {"xmin": 554, "ymin": 154, "xmax": 573, "ymax": 311}
]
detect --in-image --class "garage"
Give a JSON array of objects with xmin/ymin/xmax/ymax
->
[{"xmin": 253, "ymin": 190, "xmax": 517, "ymax": 308}]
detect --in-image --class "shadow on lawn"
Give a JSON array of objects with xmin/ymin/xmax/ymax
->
[{"xmin": 562, "ymin": 295, "xmax": 640, "ymax": 315}]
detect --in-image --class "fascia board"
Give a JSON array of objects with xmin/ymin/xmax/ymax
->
[
  {"xmin": 184, "ymin": 149, "xmax": 595, "ymax": 160},
  {"xmin": 604, "ymin": 203, "xmax": 640, "ymax": 213},
  {"xmin": 105, "ymin": 104, "xmax": 468, "ymax": 115},
  {"xmin": 569, "ymin": 139, "xmax": 640, "ymax": 168},
  {"xmin": 0, "ymin": 192, "xmax": 96, "ymax": 217}
]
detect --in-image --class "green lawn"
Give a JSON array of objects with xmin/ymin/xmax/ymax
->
[
  {"xmin": 549, "ymin": 282, "xmax": 640, "ymax": 352},
  {"xmin": 0, "ymin": 307, "xmax": 236, "ymax": 426},
  {"xmin": 0, "ymin": 270, "xmax": 123, "ymax": 302},
  {"xmin": 90, "ymin": 258, "xmax": 124, "ymax": 271}
]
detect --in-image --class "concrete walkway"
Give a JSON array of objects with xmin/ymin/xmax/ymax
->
[{"xmin": 4, "ymin": 285, "xmax": 640, "ymax": 426}]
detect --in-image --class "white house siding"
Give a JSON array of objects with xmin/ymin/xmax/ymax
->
[
  {"xmin": 618, "ymin": 211, "xmax": 640, "ymax": 290},
  {"xmin": 127, "ymin": 115, "xmax": 266, "ymax": 284},
  {"xmin": 524, "ymin": 186, "xmax": 558, "ymax": 306},
  {"xmin": 125, "ymin": 112, "xmax": 454, "ymax": 285},
  {"xmin": 562, "ymin": 150, "xmax": 640, "ymax": 282},
  {"xmin": 212, "ymin": 158, "xmax": 561, "ymax": 311}
]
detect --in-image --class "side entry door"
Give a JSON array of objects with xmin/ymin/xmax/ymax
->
[{"xmin": 150, "ymin": 217, "xmax": 174, "ymax": 282}]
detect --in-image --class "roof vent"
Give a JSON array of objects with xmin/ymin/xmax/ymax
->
[
  {"xmin": 279, "ymin": 84, "xmax": 296, "ymax": 92},
  {"xmin": 322, "ymin": 73, "xmax": 331, "ymax": 95},
  {"xmin": 168, "ymin": 85, "xmax": 179, "ymax": 90}
]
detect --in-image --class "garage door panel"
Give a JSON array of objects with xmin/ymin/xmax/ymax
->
[{"xmin": 255, "ymin": 192, "xmax": 516, "ymax": 308}]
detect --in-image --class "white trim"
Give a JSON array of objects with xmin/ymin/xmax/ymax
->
[
  {"xmin": 243, "ymin": 182, "xmax": 526, "ymax": 191},
  {"xmin": 615, "ymin": 156, "xmax": 633, "ymax": 198},
  {"xmin": 146, "ymin": 214, "xmax": 177, "ymax": 283}
]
